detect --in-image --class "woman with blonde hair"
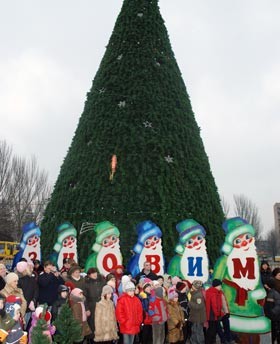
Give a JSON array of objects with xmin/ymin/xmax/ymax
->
[
  {"xmin": 0, "ymin": 272, "xmax": 27, "ymax": 317},
  {"xmin": 94, "ymin": 285, "xmax": 118, "ymax": 343}
]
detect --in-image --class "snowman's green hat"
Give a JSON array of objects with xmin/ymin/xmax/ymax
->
[
  {"xmin": 221, "ymin": 217, "xmax": 255, "ymax": 255},
  {"xmin": 92, "ymin": 221, "xmax": 120, "ymax": 253},
  {"xmin": 175, "ymin": 219, "xmax": 206, "ymax": 254},
  {"xmin": 53, "ymin": 222, "xmax": 77, "ymax": 253}
]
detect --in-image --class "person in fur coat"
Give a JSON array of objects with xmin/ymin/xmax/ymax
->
[
  {"xmin": 94, "ymin": 285, "xmax": 118, "ymax": 343},
  {"xmin": 69, "ymin": 288, "xmax": 92, "ymax": 342},
  {"xmin": 167, "ymin": 288, "xmax": 185, "ymax": 344}
]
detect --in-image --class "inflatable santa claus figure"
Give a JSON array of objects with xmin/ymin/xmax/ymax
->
[
  {"xmin": 213, "ymin": 217, "xmax": 270, "ymax": 335},
  {"xmin": 85, "ymin": 221, "xmax": 122, "ymax": 276},
  {"xmin": 127, "ymin": 220, "xmax": 164, "ymax": 277},
  {"xmin": 168, "ymin": 219, "xmax": 209, "ymax": 284}
]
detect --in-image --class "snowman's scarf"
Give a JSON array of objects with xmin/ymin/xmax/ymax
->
[{"xmin": 223, "ymin": 278, "xmax": 249, "ymax": 306}]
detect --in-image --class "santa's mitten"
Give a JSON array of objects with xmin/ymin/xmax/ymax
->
[
  {"xmin": 0, "ymin": 329, "xmax": 8, "ymax": 341},
  {"xmin": 250, "ymin": 288, "xmax": 266, "ymax": 301},
  {"xmin": 19, "ymin": 332, "xmax": 28, "ymax": 344}
]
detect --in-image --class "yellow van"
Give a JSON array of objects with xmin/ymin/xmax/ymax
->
[{"xmin": 0, "ymin": 241, "xmax": 20, "ymax": 260}]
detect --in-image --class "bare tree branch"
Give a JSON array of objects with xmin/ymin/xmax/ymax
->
[
  {"xmin": 233, "ymin": 194, "xmax": 263, "ymax": 240},
  {"xmin": 0, "ymin": 140, "xmax": 12, "ymax": 197},
  {"xmin": 221, "ymin": 196, "xmax": 230, "ymax": 218}
]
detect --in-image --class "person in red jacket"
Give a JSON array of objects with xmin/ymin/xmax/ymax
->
[
  {"xmin": 116, "ymin": 281, "xmax": 143, "ymax": 344},
  {"xmin": 205, "ymin": 279, "xmax": 234, "ymax": 344}
]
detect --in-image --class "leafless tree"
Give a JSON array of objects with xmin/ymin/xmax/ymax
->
[
  {"xmin": 233, "ymin": 194, "xmax": 263, "ymax": 240},
  {"xmin": 265, "ymin": 227, "xmax": 280, "ymax": 259},
  {"xmin": 0, "ymin": 140, "xmax": 12, "ymax": 198},
  {"xmin": 0, "ymin": 140, "xmax": 51, "ymax": 241},
  {"xmin": 7, "ymin": 155, "xmax": 51, "ymax": 240},
  {"xmin": 221, "ymin": 196, "xmax": 230, "ymax": 218}
]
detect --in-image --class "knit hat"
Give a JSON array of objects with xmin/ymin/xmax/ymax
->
[
  {"xmin": 176, "ymin": 281, "xmax": 187, "ymax": 292},
  {"xmin": 5, "ymin": 295, "xmax": 22, "ymax": 318},
  {"xmin": 192, "ymin": 280, "xmax": 203, "ymax": 289},
  {"xmin": 71, "ymin": 288, "xmax": 83, "ymax": 297},
  {"xmin": 53, "ymin": 222, "xmax": 77, "ymax": 253},
  {"xmin": 212, "ymin": 279, "xmax": 222, "ymax": 287},
  {"xmin": 222, "ymin": 217, "xmax": 255, "ymax": 255},
  {"xmin": 121, "ymin": 275, "xmax": 130, "ymax": 289},
  {"xmin": 5, "ymin": 272, "xmax": 19, "ymax": 285},
  {"xmin": 16, "ymin": 261, "xmax": 29, "ymax": 274},
  {"xmin": 133, "ymin": 220, "xmax": 162, "ymax": 254},
  {"xmin": 175, "ymin": 219, "xmax": 206, "ymax": 254},
  {"xmin": 91, "ymin": 221, "xmax": 120, "ymax": 253},
  {"xmin": 124, "ymin": 281, "xmax": 136, "ymax": 292},
  {"xmin": 20, "ymin": 222, "xmax": 41, "ymax": 250},
  {"xmin": 102, "ymin": 285, "xmax": 113, "ymax": 296},
  {"xmin": 141, "ymin": 277, "xmax": 152, "ymax": 290},
  {"xmin": 168, "ymin": 288, "xmax": 178, "ymax": 300}
]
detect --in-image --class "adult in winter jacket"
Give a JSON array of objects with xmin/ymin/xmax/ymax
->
[
  {"xmin": 94, "ymin": 285, "xmax": 118, "ymax": 343},
  {"xmin": 37, "ymin": 261, "xmax": 64, "ymax": 306},
  {"xmin": 69, "ymin": 288, "xmax": 92, "ymax": 340},
  {"xmin": 65, "ymin": 264, "xmax": 85, "ymax": 290},
  {"xmin": 83, "ymin": 268, "xmax": 106, "ymax": 336},
  {"xmin": 16, "ymin": 261, "xmax": 38, "ymax": 329},
  {"xmin": 116, "ymin": 281, "xmax": 143, "ymax": 344}
]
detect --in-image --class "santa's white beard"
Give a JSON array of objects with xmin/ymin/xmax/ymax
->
[
  {"xmin": 139, "ymin": 243, "xmax": 164, "ymax": 275},
  {"xmin": 180, "ymin": 241, "xmax": 209, "ymax": 283},
  {"xmin": 227, "ymin": 243, "xmax": 259, "ymax": 290},
  {"xmin": 96, "ymin": 243, "xmax": 122, "ymax": 276},
  {"xmin": 23, "ymin": 240, "xmax": 41, "ymax": 262},
  {"xmin": 57, "ymin": 242, "xmax": 78, "ymax": 270}
]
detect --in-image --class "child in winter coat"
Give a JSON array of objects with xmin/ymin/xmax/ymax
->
[
  {"xmin": 149, "ymin": 287, "xmax": 168, "ymax": 344},
  {"xmin": 139, "ymin": 279, "xmax": 154, "ymax": 344},
  {"xmin": 116, "ymin": 281, "xmax": 143, "ymax": 344},
  {"xmin": 188, "ymin": 280, "xmax": 206, "ymax": 344},
  {"xmin": 28, "ymin": 305, "xmax": 56, "ymax": 343},
  {"xmin": 51, "ymin": 284, "xmax": 69, "ymax": 321},
  {"xmin": 94, "ymin": 285, "xmax": 118, "ymax": 343},
  {"xmin": 4, "ymin": 295, "xmax": 27, "ymax": 344},
  {"xmin": 176, "ymin": 281, "xmax": 190, "ymax": 343},
  {"xmin": 0, "ymin": 294, "xmax": 16, "ymax": 343},
  {"xmin": 69, "ymin": 288, "xmax": 92, "ymax": 342},
  {"xmin": 167, "ymin": 288, "xmax": 185, "ymax": 344}
]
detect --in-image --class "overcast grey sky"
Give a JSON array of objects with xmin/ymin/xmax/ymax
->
[{"xmin": 0, "ymin": 1, "xmax": 279, "ymax": 234}]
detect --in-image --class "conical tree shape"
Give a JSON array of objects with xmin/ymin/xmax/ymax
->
[{"xmin": 42, "ymin": 0, "xmax": 224, "ymax": 266}]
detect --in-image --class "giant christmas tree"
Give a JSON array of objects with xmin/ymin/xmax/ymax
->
[{"xmin": 41, "ymin": 0, "xmax": 225, "ymax": 266}]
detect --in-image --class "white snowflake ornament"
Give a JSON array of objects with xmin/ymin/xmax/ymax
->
[{"xmin": 164, "ymin": 155, "xmax": 174, "ymax": 163}]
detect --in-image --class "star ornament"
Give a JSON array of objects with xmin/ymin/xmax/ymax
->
[
  {"xmin": 164, "ymin": 155, "xmax": 174, "ymax": 163},
  {"xmin": 143, "ymin": 121, "xmax": 152, "ymax": 128}
]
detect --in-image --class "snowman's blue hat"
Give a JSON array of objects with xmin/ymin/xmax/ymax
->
[{"xmin": 133, "ymin": 220, "xmax": 162, "ymax": 254}]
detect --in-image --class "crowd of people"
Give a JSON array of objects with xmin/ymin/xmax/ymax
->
[{"xmin": 0, "ymin": 258, "xmax": 279, "ymax": 344}]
